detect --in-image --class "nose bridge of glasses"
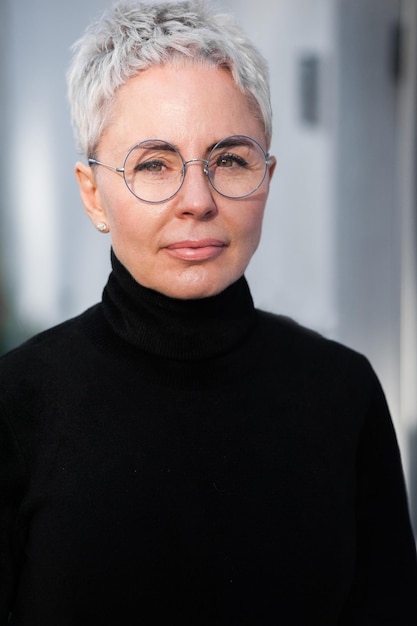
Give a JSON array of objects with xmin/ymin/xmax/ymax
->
[{"xmin": 183, "ymin": 157, "xmax": 210, "ymax": 177}]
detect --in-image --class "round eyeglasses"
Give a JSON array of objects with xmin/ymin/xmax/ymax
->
[{"xmin": 88, "ymin": 135, "xmax": 272, "ymax": 204}]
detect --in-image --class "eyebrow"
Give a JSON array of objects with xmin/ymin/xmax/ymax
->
[
  {"xmin": 208, "ymin": 137, "xmax": 253, "ymax": 151},
  {"xmin": 129, "ymin": 136, "xmax": 255, "ymax": 156},
  {"xmin": 135, "ymin": 140, "xmax": 178, "ymax": 152}
]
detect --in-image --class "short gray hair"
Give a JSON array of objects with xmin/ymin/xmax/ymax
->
[{"xmin": 67, "ymin": 0, "xmax": 272, "ymax": 157}]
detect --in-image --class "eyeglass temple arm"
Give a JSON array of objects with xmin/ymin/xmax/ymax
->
[{"xmin": 88, "ymin": 158, "xmax": 124, "ymax": 174}]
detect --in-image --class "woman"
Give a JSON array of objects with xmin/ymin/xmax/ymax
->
[{"xmin": 1, "ymin": 1, "xmax": 416, "ymax": 623}]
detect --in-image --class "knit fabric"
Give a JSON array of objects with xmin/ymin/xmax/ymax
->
[{"xmin": 1, "ymin": 252, "xmax": 416, "ymax": 625}]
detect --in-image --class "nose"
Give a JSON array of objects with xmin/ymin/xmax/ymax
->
[{"xmin": 174, "ymin": 159, "xmax": 218, "ymax": 220}]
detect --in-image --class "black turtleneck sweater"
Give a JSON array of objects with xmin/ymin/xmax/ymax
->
[{"xmin": 1, "ymin": 253, "xmax": 416, "ymax": 625}]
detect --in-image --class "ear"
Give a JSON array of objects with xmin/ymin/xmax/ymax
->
[
  {"xmin": 268, "ymin": 155, "xmax": 277, "ymax": 180},
  {"xmin": 75, "ymin": 162, "xmax": 109, "ymax": 231}
]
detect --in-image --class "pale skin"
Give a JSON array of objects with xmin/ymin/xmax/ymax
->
[{"xmin": 76, "ymin": 62, "xmax": 276, "ymax": 299}]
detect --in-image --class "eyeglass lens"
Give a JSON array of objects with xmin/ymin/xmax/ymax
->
[{"xmin": 123, "ymin": 136, "xmax": 268, "ymax": 202}]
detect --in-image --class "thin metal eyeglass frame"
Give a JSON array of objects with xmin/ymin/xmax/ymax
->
[{"xmin": 88, "ymin": 135, "xmax": 272, "ymax": 203}]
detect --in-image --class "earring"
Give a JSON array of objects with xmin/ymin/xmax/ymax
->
[{"xmin": 96, "ymin": 222, "xmax": 108, "ymax": 233}]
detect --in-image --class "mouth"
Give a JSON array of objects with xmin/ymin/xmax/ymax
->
[{"xmin": 164, "ymin": 239, "xmax": 227, "ymax": 262}]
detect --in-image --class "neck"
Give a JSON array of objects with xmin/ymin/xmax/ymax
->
[{"xmin": 101, "ymin": 250, "xmax": 256, "ymax": 360}]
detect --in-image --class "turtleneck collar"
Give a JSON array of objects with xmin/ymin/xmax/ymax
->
[{"xmin": 101, "ymin": 250, "xmax": 256, "ymax": 361}]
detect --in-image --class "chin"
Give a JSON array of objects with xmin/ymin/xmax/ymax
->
[{"xmin": 160, "ymin": 267, "xmax": 238, "ymax": 300}]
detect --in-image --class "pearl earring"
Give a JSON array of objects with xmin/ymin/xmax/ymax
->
[{"xmin": 96, "ymin": 222, "xmax": 108, "ymax": 233}]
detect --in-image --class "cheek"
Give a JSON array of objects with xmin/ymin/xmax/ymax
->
[
  {"xmin": 102, "ymin": 192, "xmax": 155, "ymax": 237},
  {"xmin": 237, "ymin": 201, "xmax": 265, "ymax": 254},
  {"xmin": 112, "ymin": 210, "xmax": 140, "ymax": 236}
]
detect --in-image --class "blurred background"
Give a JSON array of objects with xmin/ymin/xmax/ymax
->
[{"xmin": 0, "ymin": 0, "xmax": 416, "ymax": 534}]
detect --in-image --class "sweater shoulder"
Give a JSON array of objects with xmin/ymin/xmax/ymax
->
[
  {"xmin": 254, "ymin": 308, "xmax": 376, "ymax": 383},
  {"xmin": 0, "ymin": 304, "xmax": 102, "ymax": 378}
]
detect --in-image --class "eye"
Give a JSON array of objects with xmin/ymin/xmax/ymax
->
[
  {"xmin": 134, "ymin": 159, "xmax": 166, "ymax": 173},
  {"xmin": 215, "ymin": 153, "xmax": 248, "ymax": 168}
]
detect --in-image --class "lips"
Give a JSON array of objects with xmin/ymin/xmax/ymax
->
[{"xmin": 164, "ymin": 239, "xmax": 226, "ymax": 261}]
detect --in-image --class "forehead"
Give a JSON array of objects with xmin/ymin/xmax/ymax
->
[{"xmin": 100, "ymin": 61, "xmax": 266, "ymax": 155}]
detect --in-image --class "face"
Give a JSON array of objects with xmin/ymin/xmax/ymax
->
[{"xmin": 76, "ymin": 62, "xmax": 275, "ymax": 299}]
